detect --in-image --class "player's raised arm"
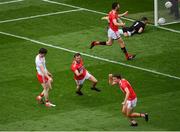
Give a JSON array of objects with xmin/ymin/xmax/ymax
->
[
  {"xmin": 118, "ymin": 11, "xmax": 128, "ymax": 17},
  {"xmin": 108, "ymin": 74, "xmax": 113, "ymax": 85},
  {"xmin": 109, "ymin": 74, "xmax": 117, "ymax": 85},
  {"xmin": 71, "ymin": 60, "xmax": 83, "ymax": 76}
]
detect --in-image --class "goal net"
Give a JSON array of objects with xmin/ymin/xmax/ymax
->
[
  {"xmin": 125, "ymin": 0, "xmax": 180, "ymax": 26},
  {"xmin": 154, "ymin": 0, "xmax": 180, "ymax": 26}
]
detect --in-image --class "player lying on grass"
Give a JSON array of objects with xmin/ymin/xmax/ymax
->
[
  {"xmin": 35, "ymin": 48, "xmax": 55, "ymax": 107},
  {"xmin": 90, "ymin": 2, "xmax": 135, "ymax": 60},
  {"xmin": 102, "ymin": 16, "xmax": 148, "ymax": 37},
  {"xmin": 109, "ymin": 73, "xmax": 148, "ymax": 126},
  {"xmin": 71, "ymin": 53, "xmax": 101, "ymax": 95}
]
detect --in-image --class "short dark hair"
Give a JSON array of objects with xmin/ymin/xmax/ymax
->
[
  {"xmin": 39, "ymin": 48, "xmax": 47, "ymax": 54},
  {"xmin": 74, "ymin": 53, "xmax": 81, "ymax": 58},
  {"xmin": 141, "ymin": 17, "xmax": 148, "ymax": 21},
  {"xmin": 112, "ymin": 2, "xmax": 119, "ymax": 9},
  {"xmin": 112, "ymin": 74, "xmax": 122, "ymax": 79}
]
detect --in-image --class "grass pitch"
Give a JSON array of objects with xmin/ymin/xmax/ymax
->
[{"xmin": 0, "ymin": 0, "xmax": 180, "ymax": 131}]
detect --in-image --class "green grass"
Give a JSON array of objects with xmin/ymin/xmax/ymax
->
[
  {"xmin": 0, "ymin": 0, "xmax": 180, "ymax": 131},
  {"xmin": 164, "ymin": 23, "xmax": 180, "ymax": 30}
]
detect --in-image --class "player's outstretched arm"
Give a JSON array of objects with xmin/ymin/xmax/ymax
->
[
  {"xmin": 118, "ymin": 11, "xmax": 128, "ymax": 17},
  {"xmin": 101, "ymin": 16, "xmax": 109, "ymax": 20},
  {"xmin": 138, "ymin": 27, "xmax": 144, "ymax": 34}
]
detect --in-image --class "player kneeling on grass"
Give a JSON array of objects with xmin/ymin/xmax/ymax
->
[
  {"xmin": 71, "ymin": 53, "xmax": 101, "ymax": 95},
  {"xmin": 108, "ymin": 73, "xmax": 148, "ymax": 126},
  {"xmin": 35, "ymin": 48, "xmax": 55, "ymax": 107}
]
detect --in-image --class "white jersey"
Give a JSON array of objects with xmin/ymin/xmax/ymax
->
[{"xmin": 35, "ymin": 54, "xmax": 47, "ymax": 75}]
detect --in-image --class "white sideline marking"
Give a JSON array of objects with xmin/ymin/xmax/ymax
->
[
  {"xmin": 0, "ymin": 9, "xmax": 83, "ymax": 24},
  {"xmin": 0, "ymin": 31, "xmax": 180, "ymax": 80},
  {"xmin": 42, "ymin": 0, "xmax": 134, "ymax": 22},
  {"xmin": 0, "ymin": 0, "xmax": 24, "ymax": 5},
  {"xmin": 0, "ymin": 0, "xmax": 178, "ymax": 34},
  {"xmin": 42, "ymin": 0, "xmax": 180, "ymax": 34}
]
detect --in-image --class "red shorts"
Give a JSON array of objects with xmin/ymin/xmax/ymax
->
[{"xmin": 37, "ymin": 73, "xmax": 48, "ymax": 84}]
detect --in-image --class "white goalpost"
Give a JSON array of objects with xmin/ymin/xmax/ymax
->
[{"xmin": 154, "ymin": 0, "xmax": 158, "ymax": 26}]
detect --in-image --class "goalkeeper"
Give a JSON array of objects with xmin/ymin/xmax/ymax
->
[{"xmin": 102, "ymin": 16, "xmax": 148, "ymax": 37}]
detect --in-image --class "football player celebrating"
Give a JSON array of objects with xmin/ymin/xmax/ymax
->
[
  {"xmin": 108, "ymin": 73, "xmax": 148, "ymax": 126},
  {"xmin": 90, "ymin": 2, "xmax": 135, "ymax": 60},
  {"xmin": 35, "ymin": 48, "xmax": 55, "ymax": 107},
  {"xmin": 71, "ymin": 53, "xmax": 100, "ymax": 95}
]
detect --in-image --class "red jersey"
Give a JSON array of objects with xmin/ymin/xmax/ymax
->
[
  {"xmin": 71, "ymin": 59, "xmax": 87, "ymax": 80},
  {"xmin": 108, "ymin": 10, "xmax": 119, "ymax": 31},
  {"xmin": 119, "ymin": 79, "xmax": 137, "ymax": 100}
]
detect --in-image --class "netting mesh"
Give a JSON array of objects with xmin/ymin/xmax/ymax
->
[
  {"xmin": 158, "ymin": 0, "xmax": 180, "ymax": 25},
  {"xmin": 126, "ymin": 0, "xmax": 179, "ymax": 25}
]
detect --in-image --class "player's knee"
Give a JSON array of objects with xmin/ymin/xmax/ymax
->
[
  {"xmin": 117, "ymin": 38, "xmax": 124, "ymax": 44},
  {"xmin": 44, "ymin": 87, "xmax": 49, "ymax": 93},
  {"xmin": 43, "ymin": 84, "xmax": 48, "ymax": 90},
  {"xmin": 49, "ymin": 79, "xmax": 53, "ymax": 84},
  {"xmin": 92, "ymin": 77, "xmax": 98, "ymax": 83},
  {"xmin": 46, "ymin": 86, "xmax": 50, "ymax": 91},
  {"xmin": 46, "ymin": 83, "xmax": 51, "ymax": 89}
]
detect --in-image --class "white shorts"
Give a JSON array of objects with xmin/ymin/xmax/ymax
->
[
  {"xmin": 108, "ymin": 28, "xmax": 121, "ymax": 40},
  {"xmin": 118, "ymin": 29, "xmax": 131, "ymax": 36},
  {"xmin": 127, "ymin": 98, "xmax": 137, "ymax": 109},
  {"xmin": 75, "ymin": 72, "xmax": 91, "ymax": 85}
]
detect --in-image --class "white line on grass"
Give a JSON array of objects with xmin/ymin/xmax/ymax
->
[
  {"xmin": 42, "ymin": 0, "xmax": 134, "ymax": 22},
  {"xmin": 0, "ymin": 9, "xmax": 83, "ymax": 24},
  {"xmin": 0, "ymin": 0, "xmax": 179, "ymax": 34},
  {"xmin": 162, "ymin": 21, "xmax": 180, "ymax": 25},
  {"xmin": 157, "ymin": 26, "xmax": 180, "ymax": 34},
  {"xmin": 0, "ymin": 31, "xmax": 180, "ymax": 80},
  {"xmin": 42, "ymin": 0, "xmax": 180, "ymax": 34},
  {"xmin": 0, "ymin": 0, "xmax": 24, "ymax": 5}
]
